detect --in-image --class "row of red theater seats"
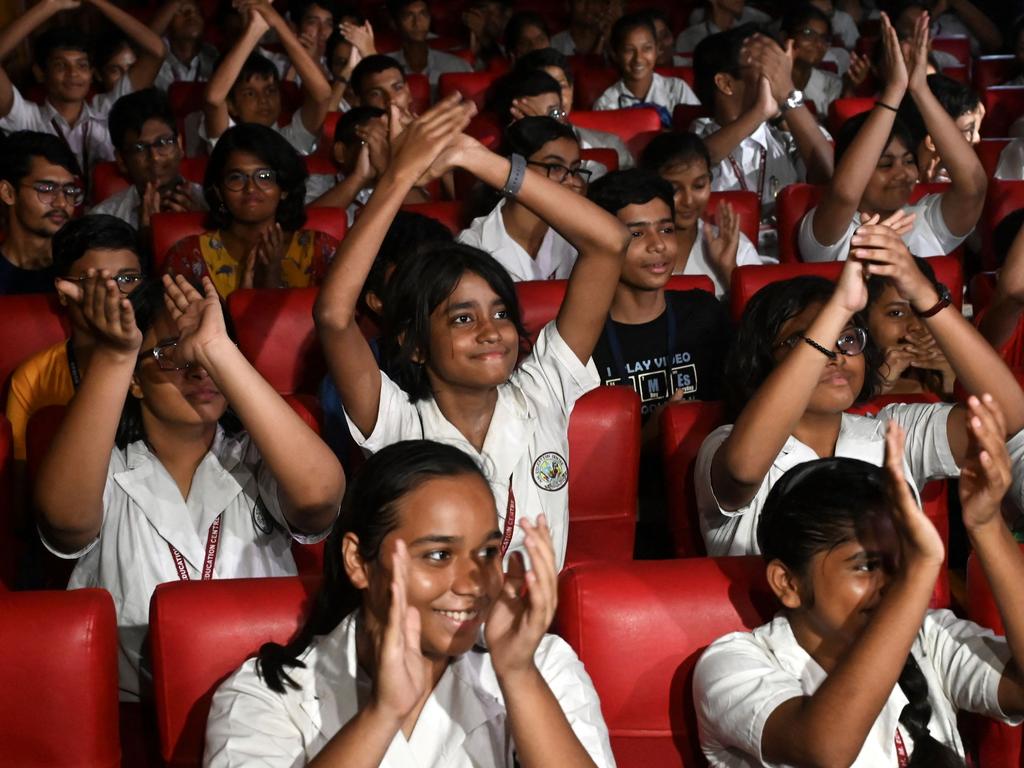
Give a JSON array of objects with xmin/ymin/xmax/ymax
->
[{"xmin": 2, "ymin": 544, "xmax": 1021, "ymax": 768}]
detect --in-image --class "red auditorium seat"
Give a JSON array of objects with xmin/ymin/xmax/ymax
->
[
  {"xmin": 150, "ymin": 576, "xmax": 317, "ymax": 767},
  {"xmin": 939, "ymin": 65, "xmax": 969, "ymax": 84},
  {"xmin": 966, "ymin": 543, "xmax": 1024, "ymax": 768},
  {"xmin": 570, "ymin": 66, "xmax": 618, "ymax": 111},
  {"xmin": 168, "ymin": 81, "xmax": 302, "ymax": 125},
  {"xmin": 0, "ymin": 293, "xmax": 68, "ymax": 394},
  {"xmin": 565, "ymin": 386, "xmax": 640, "ymax": 566},
  {"xmin": 659, "ymin": 400, "xmax": 726, "ymax": 557},
  {"xmin": 92, "ymin": 156, "xmax": 208, "ymax": 205},
  {"xmin": 671, "ymin": 103, "xmax": 712, "ymax": 133},
  {"xmin": 407, "ymin": 73, "xmax": 432, "ymax": 116},
  {"xmin": 729, "ymin": 256, "xmax": 964, "ymax": 323},
  {"xmin": 656, "ymin": 66, "xmax": 695, "ymax": 87},
  {"xmin": 438, "ymin": 70, "xmax": 500, "ymax": 110},
  {"xmin": 969, "ymin": 271, "xmax": 997, "ymax": 316},
  {"xmin": 568, "ymin": 109, "xmax": 662, "ymax": 157},
  {"xmin": 0, "ymin": 415, "xmax": 14, "ymax": 589},
  {"xmin": 0, "ymin": 589, "xmax": 120, "ymax": 767},
  {"xmin": 977, "ymin": 138, "xmax": 1011, "ymax": 178},
  {"xmin": 981, "ymin": 180, "xmax": 1024, "ymax": 270},
  {"xmin": 707, "ymin": 190, "xmax": 760, "ymax": 247},
  {"xmin": 554, "ymin": 557, "xmax": 776, "ymax": 767},
  {"xmin": 401, "ymin": 200, "xmax": 469, "ymax": 233},
  {"xmin": 826, "ymin": 96, "xmax": 874, "ymax": 135},
  {"xmin": 515, "ymin": 275, "xmax": 715, "ymax": 345},
  {"xmin": 931, "ymin": 36, "xmax": 970, "ymax": 66},
  {"xmin": 982, "ymin": 87, "xmax": 1024, "ymax": 138},
  {"xmin": 973, "ymin": 55, "xmax": 1018, "ymax": 92},
  {"xmin": 581, "ymin": 146, "xmax": 619, "ymax": 173}
]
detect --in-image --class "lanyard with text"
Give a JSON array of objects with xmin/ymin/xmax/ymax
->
[
  {"xmin": 726, "ymin": 146, "xmax": 767, "ymax": 202},
  {"xmin": 500, "ymin": 475, "xmax": 516, "ymax": 556},
  {"xmin": 894, "ymin": 728, "xmax": 909, "ymax": 768},
  {"xmin": 65, "ymin": 339, "xmax": 82, "ymax": 388},
  {"xmin": 168, "ymin": 514, "xmax": 223, "ymax": 581},
  {"xmin": 51, "ymin": 117, "xmax": 90, "ymax": 198},
  {"xmin": 603, "ymin": 300, "xmax": 677, "ymax": 389}
]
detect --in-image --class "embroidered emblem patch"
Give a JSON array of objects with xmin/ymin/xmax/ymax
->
[
  {"xmin": 252, "ymin": 497, "xmax": 273, "ymax": 535},
  {"xmin": 532, "ymin": 452, "xmax": 568, "ymax": 491}
]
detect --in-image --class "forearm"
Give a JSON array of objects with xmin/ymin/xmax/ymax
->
[
  {"xmin": 148, "ymin": 0, "xmax": 178, "ymax": 36},
  {"xmin": 702, "ymin": 109, "xmax": 765, "ymax": 165},
  {"xmin": 0, "ymin": 2, "xmax": 55, "ymax": 61},
  {"xmin": 911, "ymin": 84, "xmax": 986, "ymax": 210},
  {"xmin": 309, "ymin": 172, "xmax": 370, "ymax": 209},
  {"xmin": 90, "ymin": 0, "xmax": 166, "ymax": 59},
  {"xmin": 307, "ymin": 704, "xmax": 400, "ymax": 768},
  {"xmin": 205, "ymin": 26, "xmax": 262, "ymax": 107},
  {"xmin": 947, "ymin": 0, "xmax": 1002, "ymax": 53},
  {"xmin": 968, "ymin": 520, "xmax": 1024, "ymax": 674},
  {"xmin": 271, "ymin": 14, "xmax": 331, "ymax": 103},
  {"xmin": 977, "ymin": 295, "xmax": 1024, "ymax": 352},
  {"xmin": 195, "ymin": 338, "xmax": 343, "ymax": 531},
  {"xmin": 785, "ymin": 106, "xmax": 833, "ymax": 184},
  {"xmin": 499, "ymin": 667, "xmax": 598, "ymax": 768}
]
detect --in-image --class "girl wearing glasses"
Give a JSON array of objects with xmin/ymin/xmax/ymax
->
[
  {"xmin": 694, "ymin": 217, "xmax": 1024, "ymax": 556},
  {"xmin": 779, "ymin": 5, "xmax": 845, "ymax": 121},
  {"xmin": 166, "ymin": 124, "xmax": 338, "ymax": 298},
  {"xmin": 34, "ymin": 272, "xmax": 345, "ymax": 700}
]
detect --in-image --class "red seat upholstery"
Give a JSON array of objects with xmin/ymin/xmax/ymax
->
[
  {"xmin": 729, "ymin": 256, "xmax": 964, "ymax": 323},
  {"xmin": 401, "ymin": 200, "xmax": 470, "ymax": 233},
  {"xmin": 304, "ymin": 152, "xmax": 337, "ymax": 176},
  {"xmin": 931, "ymin": 35, "xmax": 970, "ymax": 66},
  {"xmin": 516, "ymin": 275, "xmax": 715, "ymax": 346},
  {"xmin": 438, "ymin": 70, "xmax": 500, "ymax": 110},
  {"xmin": 826, "ymin": 96, "xmax": 874, "ymax": 135},
  {"xmin": 570, "ymin": 65, "xmax": 618, "ymax": 110},
  {"xmin": 569, "ymin": 109, "xmax": 663, "ymax": 157},
  {"xmin": 707, "ymin": 191, "xmax": 760, "ymax": 247},
  {"xmin": 406, "ymin": 73, "xmax": 431, "ymax": 116},
  {"xmin": 565, "ymin": 386, "xmax": 640, "ymax": 566},
  {"xmin": 655, "ymin": 66, "xmax": 695, "ymax": 87},
  {"xmin": 151, "ymin": 576, "xmax": 317, "ymax": 767},
  {"xmin": 0, "ymin": 589, "xmax": 120, "ymax": 767},
  {"xmin": 91, "ymin": 157, "xmax": 208, "ymax": 205},
  {"xmin": 168, "ymin": 81, "xmax": 302, "ymax": 125},
  {"xmin": 554, "ymin": 558, "xmax": 776, "ymax": 767},
  {"xmin": 659, "ymin": 400, "xmax": 726, "ymax": 557},
  {"xmin": 0, "ymin": 293, "xmax": 68, "ymax": 394},
  {"xmin": 969, "ymin": 271, "xmax": 997, "ymax": 316},
  {"xmin": 465, "ymin": 111, "xmax": 504, "ymax": 149},
  {"xmin": 973, "ymin": 55, "xmax": 1018, "ymax": 92},
  {"xmin": 581, "ymin": 146, "xmax": 619, "ymax": 173},
  {"xmin": 0, "ymin": 415, "xmax": 14, "ymax": 589},
  {"xmin": 981, "ymin": 180, "xmax": 1024, "ymax": 270},
  {"xmin": 939, "ymin": 65, "xmax": 969, "ymax": 84},
  {"xmin": 982, "ymin": 87, "xmax": 1024, "ymax": 138},
  {"xmin": 671, "ymin": 103, "xmax": 712, "ymax": 133},
  {"xmin": 977, "ymin": 138, "xmax": 1011, "ymax": 178},
  {"xmin": 967, "ymin": 543, "xmax": 1024, "ymax": 768}
]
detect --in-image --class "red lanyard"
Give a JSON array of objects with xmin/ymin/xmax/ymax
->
[
  {"xmin": 168, "ymin": 514, "xmax": 223, "ymax": 581},
  {"xmin": 500, "ymin": 474, "xmax": 516, "ymax": 555},
  {"xmin": 894, "ymin": 728, "xmax": 909, "ymax": 768},
  {"xmin": 726, "ymin": 146, "xmax": 767, "ymax": 202}
]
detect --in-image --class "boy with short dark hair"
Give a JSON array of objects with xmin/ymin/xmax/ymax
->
[
  {"xmin": 150, "ymin": 0, "xmax": 218, "ymax": 91},
  {"xmin": 383, "ymin": 0, "xmax": 471, "ymax": 92},
  {"xmin": 350, "ymin": 54, "xmax": 414, "ymax": 113}
]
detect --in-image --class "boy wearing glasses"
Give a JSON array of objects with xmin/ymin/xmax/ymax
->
[
  {"xmin": 92, "ymin": 88, "xmax": 206, "ymax": 230},
  {"xmin": 0, "ymin": 131, "xmax": 83, "ymax": 295}
]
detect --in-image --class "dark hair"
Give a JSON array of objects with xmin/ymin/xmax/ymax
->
[
  {"xmin": 387, "ymin": 0, "xmax": 427, "ymax": 20},
  {"xmin": 639, "ymin": 131, "xmax": 711, "ymax": 174},
  {"xmin": 350, "ymin": 54, "xmax": 405, "ymax": 98},
  {"xmin": 724, "ymin": 277, "xmax": 884, "ymax": 417},
  {"xmin": 926, "ymin": 73, "xmax": 980, "ymax": 120},
  {"xmin": 587, "ymin": 168, "xmax": 674, "ymax": 218},
  {"xmin": 334, "ymin": 105, "xmax": 386, "ymax": 146},
  {"xmin": 381, "ymin": 242, "xmax": 528, "ymax": 402},
  {"xmin": 501, "ymin": 115, "xmax": 577, "ymax": 158},
  {"xmin": 833, "ymin": 111, "xmax": 917, "ymax": 166},
  {"xmin": 503, "ymin": 11, "xmax": 550, "ymax": 53},
  {"xmin": 365, "ymin": 210, "xmax": 453, "ymax": 302},
  {"xmin": 34, "ymin": 27, "xmax": 92, "ymax": 69},
  {"xmin": 609, "ymin": 11, "xmax": 657, "ymax": 54},
  {"xmin": 693, "ymin": 23, "xmax": 761, "ymax": 108},
  {"xmin": 51, "ymin": 214, "xmax": 144, "ymax": 276},
  {"xmin": 490, "ymin": 70, "xmax": 562, "ymax": 123},
  {"xmin": 93, "ymin": 29, "xmax": 132, "ymax": 70},
  {"xmin": 108, "ymin": 88, "xmax": 177, "ymax": 152},
  {"xmin": 257, "ymin": 439, "xmax": 487, "ymax": 693},
  {"xmin": 203, "ymin": 123, "xmax": 308, "ymax": 232},
  {"xmin": 993, "ymin": 208, "xmax": 1024, "ymax": 261},
  {"xmin": 780, "ymin": 3, "xmax": 832, "ymax": 39},
  {"xmin": 758, "ymin": 457, "xmax": 965, "ymax": 768},
  {"xmin": 235, "ymin": 52, "xmax": 281, "ymax": 93},
  {"xmin": 514, "ymin": 47, "xmax": 572, "ymax": 85},
  {"xmin": 288, "ymin": 0, "xmax": 338, "ymax": 24},
  {"xmin": 639, "ymin": 7, "xmax": 671, "ymax": 30},
  {"xmin": 0, "ymin": 130, "xmax": 81, "ymax": 186}
]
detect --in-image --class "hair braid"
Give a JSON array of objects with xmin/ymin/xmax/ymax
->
[{"xmin": 896, "ymin": 654, "xmax": 965, "ymax": 768}]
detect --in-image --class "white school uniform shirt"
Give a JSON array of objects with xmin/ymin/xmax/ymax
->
[
  {"xmin": 457, "ymin": 198, "xmax": 578, "ymax": 282},
  {"xmin": 823, "ymin": 46, "xmax": 851, "ymax": 76},
  {"xmin": 593, "ymin": 73, "xmax": 700, "ymax": 113},
  {"xmin": 574, "ymin": 124, "xmax": 635, "ymax": 170},
  {"xmin": 386, "ymin": 47, "xmax": 473, "ymax": 89},
  {"xmin": 344, "ymin": 322, "xmax": 600, "ymax": 571},
  {"xmin": 675, "ymin": 7, "xmax": 773, "ymax": 56},
  {"xmin": 197, "ymin": 109, "xmax": 319, "ymax": 155},
  {"xmin": 154, "ymin": 40, "xmax": 218, "ymax": 92},
  {"xmin": 204, "ymin": 612, "xmax": 616, "ymax": 768},
  {"xmin": 694, "ymin": 610, "xmax": 1021, "ymax": 767},
  {"xmin": 89, "ymin": 180, "xmax": 208, "ymax": 227},
  {"xmin": 549, "ymin": 30, "xmax": 577, "ymax": 56},
  {"xmin": 803, "ymin": 67, "xmax": 842, "ymax": 120},
  {"xmin": 683, "ymin": 219, "xmax": 769, "ymax": 298},
  {"xmin": 797, "ymin": 192, "xmax": 969, "ymax": 262},
  {"xmin": 0, "ymin": 75, "xmax": 134, "ymax": 177},
  {"xmin": 304, "ymin": 172, "xmax": 373, "ymax": 225},
  {"xmin": 695, "ymin": 402, "xmax": 960, "ymax": 556},
  {"xmin": 996, "ymin": 138, "xmax": 1024, "ymax": 180},
  {"xmin": 830, "ymin": 9, "xmax": 860, "ymax": 48},
  {"xmin": 40, "ymin": 427, "xmax": 330, "ymax": 700}
]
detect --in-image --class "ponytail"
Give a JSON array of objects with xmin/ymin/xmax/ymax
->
[{"xmin": 897, "ymin": 654, "xmax": 966, "ymax": 767}]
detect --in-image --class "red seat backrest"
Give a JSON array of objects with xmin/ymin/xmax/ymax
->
[
  {"xmin": 940, "ymin": 65, "xmax": 969, "ymax": 84},
  {"xmin": 729, "ymin": 257, "xmax": 964, "ymax": 323},
  {"xmin": 568, "ymin": 109, "xmax": 662, "ymax": 152},
  {"xmin": 407, "ymin": 73, "xmax": 432, "ymax": 116},
  {"xmin": 659, "ymin": 400, "xmax": 726, "ymax": 558},
  {"xmin": 981, "ymin": 180, "xmax": 1024, "ymax": 270},
  {"xmin": 401, "ymin": 200, "xmax": 469, "ymax": 234},
  {"xmin": 437, "ymin": 70, "xmax": 500, "ymax": 110},
  {"xmin": 0, "ymin": 415, "xmax": 14, "ymax": 589},
  {"xmin": 570, "ymin": 65, "xmax": 618, "ymax": 110},
  {"xmin": 977, "ymin": 138, "xmax": 1011, "ymax": 178},
  {"xmin": 151, "ymin": 576, "xmax": 317, "ymax": 767},
  {"xmin": 0, "ymin": 293, "xmax": 68, "ymax": 395},
  {"xmin": 0, "ymin": 589, "xmax": 120, "ymax": 767},
  {"xmin": 982, "ymin": 86, "xmax": 1024, "ymax": 138},
  {"xmin": 827, "ymin": 96, "xmax": 874, "ymax": 135},
  {"xmin": 969, "ymin": 271, "xmax": 997, "ymax": 316},
  {"xmin": 516, "ymin": 275, "xmax": 716, "ymax": 346},
  {"xmin": 931, "ymin": 35, "xmax": 970, "ymax": 66},
  {"xmin": 672, "ymin": 103, "xmax": 712, "ymax": 133},
  {"xmin": 226, "ymin": 287, "xmax": 323, "ymax": 395},
  {"xmin": 320, "ymin": 110, "xmax": 341, "ymax": 151},
  {"xmin": 565, "ymin": 386, "xmax": 640, "ymax": 566},
  {"xmin": 706, "ymin": 191, "xmax": 760, "ymax": 247},
  {"xmin": 973, "ymin": 55, "xmax": 1018, "ymax": 92},
  {"xmin": 554, "ymin": 558, "xmax": 776, "ymax": 767},
  {"xmin": 167, "ymin": 81, "xmax": 206, "ymax": 119},
  {"xmin": 655, "ymin": 66, "xmax": 695, "ymax": 87},
  {"xmin": 776, "ymin": 183, "xmax": 823, "ymax": 263},
  {"xmin": 581, "ymin": 146, "xmax": 619, "ymax": 173}
]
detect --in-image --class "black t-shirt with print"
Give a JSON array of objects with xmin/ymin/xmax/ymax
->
[{"xmin": 592, "ymin": 289, "xmax": 731, "ymax": 420}]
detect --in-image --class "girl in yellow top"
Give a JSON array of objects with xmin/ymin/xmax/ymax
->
[{"xmin": 167, "ymin": 124, "xmax": 338, "ymax": 297}]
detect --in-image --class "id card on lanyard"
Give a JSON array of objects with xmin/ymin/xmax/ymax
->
[
  {"xmin": 500, "ymin": 475, "xmax": 516, "ymax": 556},
  {"xmin": 726, "ymin": 146, "xmax": 767, "ymax": 202},
  {"xmin": 168, "ymin": 514, "xmax": 223, "ymax": 581}
]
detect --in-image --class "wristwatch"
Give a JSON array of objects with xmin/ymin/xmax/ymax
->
[
  {"xmin": 781, "ymin": 89, "xmax": 805, "ymax": 112},
  {"xmin": 913, "ymin": 282, "xmax": 952, "ymax": 319}
]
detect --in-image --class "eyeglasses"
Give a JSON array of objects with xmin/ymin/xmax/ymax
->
[
  {"xmin": 21, "ymin": 181, "xmax": 84, "ymax": 207},
  {"xmin": 125, "ymin": 134, "xmax": 178, "ymax": 158},
  {"xmin": 776, "ymin": 326, "xmax": 867, "ymax": 357},
  {"xmin": 63, "ymin": 272, "xmax": 145, "ymax": 295},
  {"xmin": 222, "ymin": 168, "xmax": 278, "ymax": 192},
  {"xmin": 795, "ymin": 27, "xmax": 830, "ymax": 44},
  {"xmin": 547, "ymin": 105, "xmax": 567, "ymax": 121},
  {"xmin": 527, "ymin": 161, "xmax": 592, "ymax": 185},
  {"xmin": 141, "ymin": 338, "xmax": 192, "ymax": 371}
]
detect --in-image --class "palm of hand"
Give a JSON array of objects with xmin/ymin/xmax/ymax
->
[{"xmin": 173, "ymin": 292, "xmax": 225, "ymax": 364}]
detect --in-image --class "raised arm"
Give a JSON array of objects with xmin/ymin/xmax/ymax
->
[
  {"xmin": 203, "ymin": 10, "xmax": 266, "ymax": 142},
  {"xmin": 87, "ymin": 0, "xmax": 167, "ymax": 90},
  {"xmin": 0, "ymin": 0, "xmax": 79, "ymax": 116},
  {"xmin": 701, "ymin": 76, "xmax": 777, "ymax": 165},
  {"xmin": 945, "ymin": 0, "xmax": 1003, "ymax": 54},
  {"xmin": 148, "ymin": 0, "xmax": 180, "ymax": 37},
  {"xmin": 978, "ymin": 221, "xmax": 1024, "ymax": 351},
  {"xmin": 812, "ymin": 13, "xmax": 908, "ymax": 247},
  {"xmin": 907, "ymin": 13, "xmax": 987, "ymax": 238},
  {"xmin": 35, "ymin": 273, "xmax": 142, "ymax": 553}
]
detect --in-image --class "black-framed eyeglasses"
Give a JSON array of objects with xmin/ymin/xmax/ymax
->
[
  {"xmin": 126, "ymin": 133, "xmax": 178, "ymax": 158},
  {"xmin": 140, "ymin": 338, "xmax": 192, "ymax": 371},
  {"xmin": 21, "ymin": 181, "xmax": 84, "ymax": 207},
  {"xmin": 222, "ymin": 168, "xmax": 278, "ymax": 192},
  {"xmin": 776, "ymin": 326, "xmax": 867, "ymax": 357},
  {"xmin": 63, "ymin": 272, "xmax": 145, "ymax": 295},
  {"xmin": 527, "ymin": 161, "xmax": 592, "ymax": 185}
]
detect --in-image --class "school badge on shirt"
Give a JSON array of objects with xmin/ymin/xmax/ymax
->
[{"xmin": 532, "ymin": 452, "xmax": 568, "ymax": 491}]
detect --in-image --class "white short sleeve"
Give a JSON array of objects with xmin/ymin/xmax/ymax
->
[
  {"xmin": 343, "ymin": 370, "xmax": 423, "ymax": 451},
  {"xmin": 996, "ymin": 139, "xmax": 1024, "ymax": 181},
  {"xmin": 455, "ymin": 225, "xmax": 485, "ymax": 250},
  {"xmin": 278, "ymin": 110, "xmax": 318, "ymax": 156},
  {"xmin": 797, "ymin": 206, "xmax": 856, "ymax": 262},
  {"xmin": 514, "ymin": 321, "xmax": 600, "ymax": 419},
  {"xmin": 880, "ymin": 402, "xmax": 959, "ymax": 487},
  {"xmin": 910, "ymin": 192, "xmax": 969, "ymax": 254},
  {"xmin": 0, "ymin": 86, "xmax": 44, "ymax": 132}
]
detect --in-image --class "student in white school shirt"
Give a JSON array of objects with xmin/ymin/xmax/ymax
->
[
  {"xmin": 35, "ymin": 275, "xmax": 345, "ymax": 700},
  {"xmin": 315, "ymin": 95, "xmax": 628, "ymax": 571},
  {"xmin": 798, "ymin": 12, "xmax": 987, "ymax": 264},
  {"xmin": 383, "ymin": 0, "xmax": 472, "ymax": 93},
  {"xmin": 0, "ymin": 0, "xmax": 167, "ymax": 182},
  {"xmin": 150, "ymin": 0, "xmax": 218, "ymax": 93},
  {"xmin": 691, "ymin": 24, "xmax": 834, "ymax": 254},
  {"xmin": 696, "ymin": 232, "xmax": 1024, "ymax": 556},
  {"xmin": 458, "ymin": 117, "xmax": 587, "ymax": 283},
  {"xmin": 205, "ymin": 440, "xmax": 615, "ymax": 768},
  {"xmin": 674, "ymin": 0, "xmax": 771, "ymax": 63},
  {"xmin": 695, "ymin": 417, "xmax": 1024, "ymax": 768},
  {"xmin": 593, "ymin": 13, "xmax": 699, "ymax": 126}
]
